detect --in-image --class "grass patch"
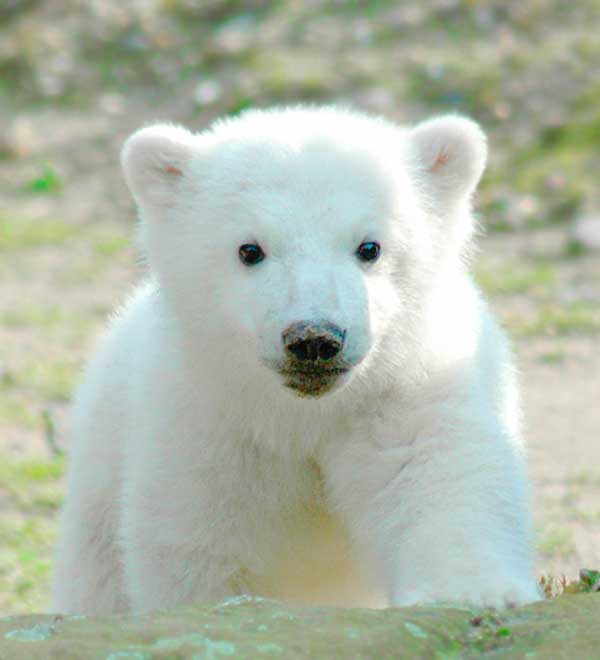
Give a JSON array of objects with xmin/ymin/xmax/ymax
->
[
  {"xmin": 7, "ymin": 360, "xmax": 81, "ymax": 404},
  {"xmin": 0, "ymin": 455, "xmax": 64, "ymax": 488},
  {"xmin": 502, "ymin": 85, "xmax": 600, "ymax": 217},
  {"xmin": 565, "ymin": 471, "xmax": 600, "ymax": 488},
  {"xmin": 0, "ymin": 303, "xmax": 95, "ymax": 345},
  {"xmin": 475, "ymin": 263, "xmax": 555, "ymax": 296},
  {"xmin": 0, "ymin": 453, "xmax": 65, "ymax": 614},
  {"xmin": 0, "ymin": 218, "xmax": 76, "ymax": 250},
  {"xmin": 0, "ymin": 393, "xmax": 41, "ymax": 430},
  {"xmin": 536, "ymin": 525, "xmax": 576, "ymax": 559},
  {"xmin": 405, "ymin": 56, "xmax": 501, "ymax": 118},
  {"xmin": 93, "ymin": 234, "xmax": 129, "ymax": 257},
  {"xmin": 0, "ymin": 515, "xmax": 57, "ymax": 615},
  {"xmin": 1, "ymin": 304, "xmax": 68, "ymax": 330},
  {"xmin": 538, "ymin": 351, "xmax": 566, "ymax": 364},
  {"xmin": 20, "ymin": 361, "xmax": 80, "ymax": 403},
  {"xmin": 511, "ymin": 301, "xmax": 600, "ymax": 337},
  {"xmin": 23, "ymin": 166, "xmax": 63, "ymax": 194},
  {"xmin": 568, "ymin": 509, "xmax": 600, "ymax": 524},
  {"xmin": 565, "ymin": 239, "xmax": 587, "ymax": 258},
  {"xmin": 0, "ymin": 455, "xmax": 65, "ymax": 513}
]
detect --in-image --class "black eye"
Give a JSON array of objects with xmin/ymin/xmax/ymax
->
[
  {"xmin": 356, "ymin": 241, "xmax": 381, "ymax": 263},
  {"xmin": 239, "ymin": 243, "xmax": 265, "ymax": 266}
]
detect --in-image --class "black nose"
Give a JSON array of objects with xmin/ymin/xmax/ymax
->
[{"xmin": 282, "ymin": 321, "xmax": 346, "ymax": 363}]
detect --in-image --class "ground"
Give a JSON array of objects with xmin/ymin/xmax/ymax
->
[{"xmin": 0, "ymin": 0, "xmax": 599, "ymax": 615}]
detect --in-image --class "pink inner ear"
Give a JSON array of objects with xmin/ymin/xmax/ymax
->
[
  {"xmin": 163, "ymin": 165, "xmax": 183, "ymax": 176},
  {"xmin": 430, "ymin": 149, "xmax": 450, "ymax": 173}
]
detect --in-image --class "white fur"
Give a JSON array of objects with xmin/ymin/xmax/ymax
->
[{"xmin": 51, "ymin": 106, "xmax": 540, "ymax": 615}]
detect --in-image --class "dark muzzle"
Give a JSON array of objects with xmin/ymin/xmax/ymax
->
[{"xmin": 282, "ymin": 321, "xmax": 346, "ymax": 363}]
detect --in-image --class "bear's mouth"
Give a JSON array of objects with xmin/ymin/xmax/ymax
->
[
  {"xmin": 280, "ymin": 367, "xmax": 349, "ymax": 376},
  {"xmin": 278, "ymin": 365, "xmax": 350, "ymax": 397}
]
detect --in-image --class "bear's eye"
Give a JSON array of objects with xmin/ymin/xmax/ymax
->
[
  {"xmin": 356, "ymin": 241, "xmax": 381, "ymax": 263},
  {"xmin": 239, "ymin": 243, "xmax": 265, "ymax": 266}
]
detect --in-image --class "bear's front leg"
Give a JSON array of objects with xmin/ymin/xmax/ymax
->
[
  {"xmin": 320, "ymin": 412, "xmax": 541, "ymax": 609},
  {"xmin": 121, "ymin": 477, "xmax": 244, "ymax": 613},
  {"xmin": 120, "ymin": 436, "xmax": 269, "ymax": 614}
]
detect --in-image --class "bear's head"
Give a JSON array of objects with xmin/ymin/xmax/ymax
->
[{"xmin": 121, "ymin": 107, "xmax": 486, "ymax": 399}]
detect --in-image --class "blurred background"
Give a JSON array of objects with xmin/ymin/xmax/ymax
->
[{"xmin": 0, "ymin": 0, "xmax": 599, "ymax": 614}]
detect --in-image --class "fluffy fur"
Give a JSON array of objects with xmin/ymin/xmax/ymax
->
[{"xmin": 51, "ymin": 106, "xmax": 540, "ymax": 615}]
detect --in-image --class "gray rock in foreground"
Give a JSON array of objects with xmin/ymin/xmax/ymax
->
[{"xmin": 1, "ymin": 594, "xmax": 599, "ymax": 659}]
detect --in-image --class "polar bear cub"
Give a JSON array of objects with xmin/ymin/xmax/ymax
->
[{"xmin": 51, "ymin": 106, "xmax": 540, "ymax": 615}]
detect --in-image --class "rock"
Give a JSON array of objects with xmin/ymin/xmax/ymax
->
[{"xmin": 1, "ymin": 594, "xmax": 600, "ymax": 659}]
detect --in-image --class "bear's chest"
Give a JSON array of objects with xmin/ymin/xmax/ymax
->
[{"xmin": 245, "ymin": 460, "xmax": 387, "ymax": 608}]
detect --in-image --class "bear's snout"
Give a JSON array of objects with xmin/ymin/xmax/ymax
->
[{"xmin": 282, "ymin": 321, "xmax": 346, "ymax": 363}]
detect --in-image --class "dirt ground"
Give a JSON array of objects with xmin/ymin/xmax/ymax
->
[
  {"xmin": 1, "ymin": 2, "xmax": 598, "ymax": 606},
  {"xmin": 485, "ymin": 230, "xmax": 600, "ymax": 580}
]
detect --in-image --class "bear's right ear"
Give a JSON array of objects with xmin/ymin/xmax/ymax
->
[{"xmin": 121, "ymin": 124, "xmax": 197, "ymax": 210}]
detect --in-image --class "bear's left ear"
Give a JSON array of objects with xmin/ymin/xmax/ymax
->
[
  {"xmin": 121, "ymin": 124, "xmax": 197, "ymax": 211},
  {"xmin": 409, "ymin": 115, "xmax": 487, "ymax": 210}
]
